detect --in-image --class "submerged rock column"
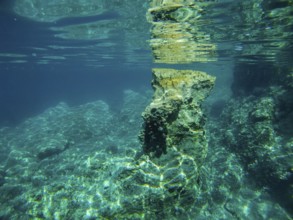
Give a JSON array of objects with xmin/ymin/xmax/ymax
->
[
  {"xmin": 136, "ymin": 68, "xmax": 215, "ymax": 216},
  {"xmin": 135, "ymin": 68, "xmax": 214, "ymax": 218},
  {"xmin": 140, "ymin": 68, "xmax": 215, "ymax": 161},
  {"xmin": 127, "ymin": 0, "xmax": 216, "ymax": 219}
]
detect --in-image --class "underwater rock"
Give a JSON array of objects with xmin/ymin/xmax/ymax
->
[
  {"xmin": 208, "ymin": 59, "xmax": 293, "ymax": 216},
  {"xmin": 216, "ymin": 84, "xmax": 293, "ymax": 217},
  {"xmin": 218, "ymin": 61, "xmax": 293, "ymax": 191},
  {"xmin": 220, "ymin": 96, "xmax": 291, "ymax": 184},
  {"xmin": 36, "ymin": 140, "xmax": 70, "ymax": 160},
  {"xmin": 140, "ymin": 68, "xmax": 215, "ymax": 159},
  {"xmin": 125, "ymin": 68, "xmax": 215, "ymax": 218}
]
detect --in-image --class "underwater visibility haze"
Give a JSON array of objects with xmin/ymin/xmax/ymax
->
[{"xmin": 0, "ymin": 0, "xmax": 292, "ymax": 219}]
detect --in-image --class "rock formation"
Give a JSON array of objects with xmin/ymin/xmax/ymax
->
[{"xmin": 136, "ymin": 1, "xmax": 216, "ymax": 217}]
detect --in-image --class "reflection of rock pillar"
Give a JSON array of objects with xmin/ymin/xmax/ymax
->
[{"xmin": 147, "ymin": 2, "xmax": 217, "ymax": 64}]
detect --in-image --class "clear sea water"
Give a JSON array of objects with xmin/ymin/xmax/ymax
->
[
  {"xmin": 1, "ymin": 0, "xmax": 290, "ymax": 126},
  {"xmin": 0, "ymin": 0, "xmax": 292, "ymax": 219},
  {"xmin": 0, "ymin": 0, "xmax": 153, "ymax": 126}
]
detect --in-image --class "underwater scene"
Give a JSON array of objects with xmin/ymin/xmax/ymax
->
[{"xmin": 0, "ymin": 0, "xmax": 292, "ymax": 219}]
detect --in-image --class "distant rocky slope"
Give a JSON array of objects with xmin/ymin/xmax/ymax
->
[{"xmin": 210, "ymin": 62, "xmax": 293, "ymax": 215}]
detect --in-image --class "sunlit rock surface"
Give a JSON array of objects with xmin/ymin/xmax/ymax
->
[{"xmin": 140, "ymin": 68, "xmax": 215, "ymax": 159}]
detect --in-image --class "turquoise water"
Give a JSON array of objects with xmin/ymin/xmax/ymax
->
[{"xmin": 0, "ymin": 0, "xmax": 292, "ymax": 219}]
